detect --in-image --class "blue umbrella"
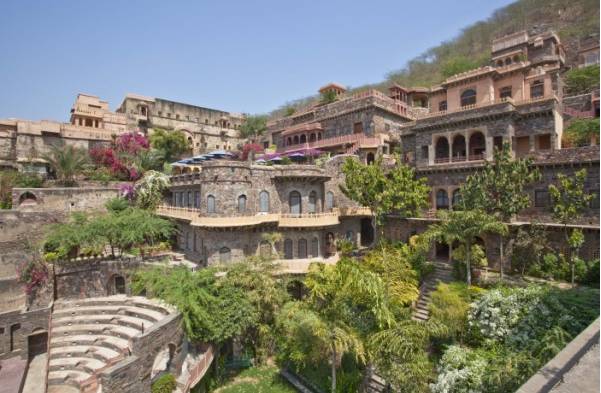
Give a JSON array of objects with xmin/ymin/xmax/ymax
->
[{"xmin": 269, "ymin": 156, "xmax": 282, "ymax": 162}]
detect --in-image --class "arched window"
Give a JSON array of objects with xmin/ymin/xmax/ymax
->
[
  {"xmin": 308, "ymin": 191, "xmax": 317, "ymax": 213},
  {"xmin": 311, "ymin": 237, "xmax": 319, "ymax": 258},
  {"xmin": 452, "ymin": 189, "xmax": 462, "ymax": 208},
  {"xmin": 298, "ymin": 239, "xmax": 307, "ymax": 259},
  {"xmin": 293, "ymin": 135, "xmax": 299, "ymax": 145},
  {"xmin": 300, "ymin": 134, "xmax": 307, "ymax": 143},
  {"xmin": 504, "ymin": 57, "xmax": 512, "ymax": 66},
  {"xmin": 460, "ymin": 89, "xmax": 477, "ymax": 107},
  {"xmin": 207, "ymin": 195, "xmax": 215, "ymax": 213},
  {"xmin": 317, "ymin": 133, "xmax": 322, "ymax": 140},
  {"xmin": 259, "ymin": 191, "xmax": 270, "ymax": 213},
  {"xmin": 284, "ymin": 239, "xmax": 293, "ymax": 259},
  {"xmin": 238, "ymin": 195, "xmax": 247, "ymax": 213},
  {"xmin": 530, "ymin": 80, "xmax": 544, "ymax": 98},
  {"xmin": 309, "ymin": 133, "xmax": 316, "ymax": 142},
  {"xmin": 436, "ymin": 189, "xmax": 449, "ymax": 209},
  {"xmin": 289, "ymin": 191, "xmax": 301, "ymax": 215},
  {"xmin": 438, "ymin": 100, "xmax": 447, "ymax": 112},
  {"xmin": 219, "ymin": 247, "xmax": 231, "ymax": 263},
  {"xmin": 287, "ymin": 137, "xmax": 292, "ymax": 146},
  {"xmin": 325, "ymin": 191, "xmax": 334, "ymax": 211}
]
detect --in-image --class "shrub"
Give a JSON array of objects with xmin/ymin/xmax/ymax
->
[
  {"xmin": 151, "ymin": 373, "xmax": 176, "ymax": 393},
  {"xmin": 430, "ymin": 345, "xmax": 487, "ymax": 393},
  {"xmin": 564, "ymin": 118, "xmax": 599, "ymax": 147},
  {"xmin": 17, "ymin": 259, "xmax": 48, "ymax": 295},
  {"xmin": 429, "ymin": 282, "xmax": 481, "ymax": 341},
  {"xmin": 564, "ymin": 64, "xmax": 600, "ymax": 94}
]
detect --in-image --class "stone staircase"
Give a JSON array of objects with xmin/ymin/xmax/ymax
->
[
  {"xmin": 47, "ymin": 295, "xmax": 173, "ymax": 393},
  {"xmin": 412, "ymin": 261, "xmax": 454, "ymax": 322}
]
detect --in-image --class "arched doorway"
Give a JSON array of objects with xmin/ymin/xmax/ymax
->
[
  {"xmin": 325, "ymin": 232, "xmax": 336, "ymax": 257},
  {"xmin": 435, "ymin": 137, "xmax": 449, "ymax": 163},
  {"xmin": 435, "ymin": 242, "xmax": 449, "ymax": 260},
  {"xmin": 366, "ymin": 153, "xmax": 375, "ymax": 165},
  {"xmin": 289, "ymin": 191, "xmax": 301, "ymax": 215},
  {"xmin": 469, "ymin": 132, "xmax": 486, "ymax": 160},
  {"xmin": 111, "ymin": 275, "xmax": 126, "ymax": 295},
  {"xmin": 284, "ymin": 239, "xmax": 293, "ymax": 259},
  {"xmin": 18, "ymin": 192, "xmax": 37, "ymax": 206},
  {"xmin": 360, "ymin": 218, "xmax": 374, "ymax": 246},
  {"xmin": 28, "ymin": 329, "xmax": 48, "ymax": 358},
  {"xmin": 452, "ymin": 135, "xmax": 466, "ymax": 161}
]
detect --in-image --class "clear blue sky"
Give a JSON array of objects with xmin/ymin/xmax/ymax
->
[{"xmin": 0, "ymin": 0, "xmax": 514, "ymax": 121}]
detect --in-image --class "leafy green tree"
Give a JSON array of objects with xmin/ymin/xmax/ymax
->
[
  {"xmin": 219, "ymin": 257, "xmax": 289, "ymax": 364},
  {"xmin": 564, "ymin": 64, "xmax": 600, "ymax": 94},
  {"xmin": 278, "ymin": 258, "xmax": 394, "ymax": 392},
  {"xmin": 564, "ymin": 118, "xmax": 600, "ymax": 147},
  {"xmin": 424, "ymin": 210, "xmax": 507, "ymax": 286},
  {"xmin": 441, "ymin": 56, "xmax": 479, "ymax": 78},
  {"xmin": 134, "ymin": 170, "xmax": 171, "ymax": 210},
  {"xmin": 238, "ymin": 115, "xmax": 268, "ymax": 139},
  {"xmin": 511, "ymin": 224, "xmax": 550, "ymax": 277},
  {"xmin": 549, "ymin": 169, "xmax": 594, "ymax": 286},
  {"xmin": 284, "ymin": 106, "xmax": 296, "ymax": 116},
  {"xmin": 151, "ymin": 373, "xmax": 176, "ymax": 393},
  {"xmin": 133, "ymin": 265, "xmax": 256, "ymax": 343},
  {"xmin": 459, "ymin": 143, "xmax": 540, "ymax": 278},
  {"xmin": 320, "ymin": 90, "xmax": 338, "ymax": 104},
  {"xmin": 261, "ymin": 232, "xmax": 282, "ymax": 257},
  {"xmin": 149, "ymin": 129, "xmax": 189, "ymax": 163},
  {"xmin": 340, "ymin": 156, "xmax": 429, "ymax": 237},
  {"xmin": 42, "ymin": 144, "xmax": 89, "ymax": 186}
]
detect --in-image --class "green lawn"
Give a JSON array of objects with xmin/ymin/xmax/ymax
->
[{"xmin": 215, "ymin": 366, "xmax": 295, "ymax": 393}]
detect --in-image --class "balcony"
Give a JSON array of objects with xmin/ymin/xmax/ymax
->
[
  {"xmin": 414, "ymin": 95, "xmax": 558, "ymax": 121},
  {"xmin": 279, "ymin": 212, "xmax": 340, "ymax": 228},
  {"xmin": 337, "ymin": 206, "xmax": 372, "ymax": 217},
  {"xmin": 278, "ymin": 133, "xmax": 383, "ymax": 154},
  {"xmin": 156, "ymin": 205, "xmax": 343, "ymax": 228}
]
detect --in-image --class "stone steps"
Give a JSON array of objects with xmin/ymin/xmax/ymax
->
[
  {"xmin": 412, "ymin": 262, "xmax": 454, "ymax": 322},
  {"xmin": 48, "ymin": 295, "xmax": 173, "ymax": 392},
  {"xmin": 53, "ymin": 304, "xmax": 164, "ymax": 322}
]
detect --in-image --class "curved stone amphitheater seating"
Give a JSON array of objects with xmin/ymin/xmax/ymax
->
[{"xmin": 47, "ymin": 295, "xmax": 174, "ymax": 393}]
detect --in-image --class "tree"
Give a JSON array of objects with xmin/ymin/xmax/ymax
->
[
  {"xmin": 424, "ymin": 210, "xmax": 507, "ymax": 286},
  {"xmin": 134, "ymin": 170, "xmax": 171, "ymax": 210},
  {"xmin": 278, "ymin": 258, "xmax": 394, "ymax": 392},
  {"xmin": 511, "ymin": 224, "xmax": 549, "ymax": 277},
  {"xmin": 340, "ymin": 156, "xmax": 429, "ymax": 237},
  {"xmin": 133, "ymin": 265, "xmax": 256, "ymax": 343},
  {"xmin": 320, "ymin": 90, "xmax": 338, "ymax": 104},
  {"xmin": 42, "ymin": 144, "xmax": 89, "ymax": 186},
  {"xmin": 149, "ymin": 129, "xmax": 189, "ymax": 163},
  {"xmin": 548, "ymin": 169, "xmax": 594, "ymax": 286},
  {"xmin": 564, "ymin": 64, "xmax": 600, "ymax": 95},
  {"xmin": 459, "ymin": 143, "xmax": 540, "ymax": 278},
  {"xmin": 441, "ymin": 56, "xmax": 479, "ymax": 78},
  {"xmin": 238, "ymin": 115, "xmax": 268, "ymax": 139},
  {"xmin": 220, "ymin": 257, "xmax": 289, "ymax": 364},
  {"xmin": 261, "ymin": 232, "xmax": 282, "ymax": 256},
  {"xmin": 564, "ymin": 118, "xmax": 600, "ymax": 147}
]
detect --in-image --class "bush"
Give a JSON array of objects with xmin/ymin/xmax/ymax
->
[
  {"xmin": 151, "ymin": 373, "xmax": 176, "ymax": 393},
  {"xmin": 565, "ymin": 64, "xmax": 600, "ymax": 94},
  {"xmin": 564, "ymin": 118, "xmax": 599, "ymax": 147},
  {"xmin": 429, "ymin": 282, "xmax": 482, "ymax": 341}
]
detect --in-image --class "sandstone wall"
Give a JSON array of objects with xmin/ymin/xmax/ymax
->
[{"xmin": 11, "ymin": 187, "xmax": 118, "ymax": 212}]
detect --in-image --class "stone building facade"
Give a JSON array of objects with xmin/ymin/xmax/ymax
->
[
  {"xmin": 159, "ymin": 156, "xmax": 374, "ymax": 266},
  {"xmin": 0, "ymin": 93, "xmax": 245, "ymax": 172}
]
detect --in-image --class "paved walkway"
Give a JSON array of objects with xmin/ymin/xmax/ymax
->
[
  {"xmin": 551, "ymin": 344, "xmax": 599, "ymax": 393},
  {"xmin": 22, "ymin": 353, "xmax": 47, "ymax": 393},
  {"xmin": 0, "ymin": 356, "xmax": 27, "ymax": 393}
]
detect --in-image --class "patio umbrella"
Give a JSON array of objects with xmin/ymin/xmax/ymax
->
[
  {"xmin": 255, "ymin": 159, "xmax": 266, "ymax": 164},
  {"xmin": 287, "ymin": 152, "xmax": 305, "ymax": 158},
  {"xmin": 269, "ymin": 156, "xmax": 282, "ymax": 162}
]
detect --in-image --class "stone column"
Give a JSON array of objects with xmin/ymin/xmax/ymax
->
[{"xmin": 465, "ymin": 131, "xmax": 470, "ymax": 160}]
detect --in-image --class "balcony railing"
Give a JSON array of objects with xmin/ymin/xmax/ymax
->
[
  {"xmin": 415, "ymin": 95, "xmax": 557, "ymax": 120},
  {"xmin": 156, "ymin": 205, "xmax": 344, "ymax": 228},
  {"xmin": 279, "ymin": 133, "xmax": 382, "ymax": 153}
]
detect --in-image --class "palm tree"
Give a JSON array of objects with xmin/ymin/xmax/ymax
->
[
  {"xmin": 303, "ymin": 260, "xmax": 393, "ymax": 392},
  {"xmin": 42, "ymin": 144, "xmax": 88, "ymax": 186},
  {"xmin": 423, "ymin": 210, "xmax": 507, "ymax": 286},
  {"xmin": 261, "ymin": 232, "xmax": 282, "ymax": 257}
]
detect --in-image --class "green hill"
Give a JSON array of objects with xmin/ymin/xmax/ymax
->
[{"xmin": 270, "ymin": 0, "xmax": 599, "ymax": 118}]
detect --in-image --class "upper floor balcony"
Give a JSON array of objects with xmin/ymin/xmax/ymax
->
[
  {"xmin": 277, "ymin": 132, "xmax": 384, "ymax": 154},
  {"xmin": 413, "ymin": 94, "xmax": 559, "ymax": 122},
  {"xmin": 156, "ymin": 205, "xmax": 349, "ymax": 228}
]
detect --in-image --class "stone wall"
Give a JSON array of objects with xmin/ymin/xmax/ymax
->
[
  {"xmin": 11, "ymin": 186, "xmax": 118, "ymax": 212},
  {"xmin": 0, "ymin": 306, "xmax": 50, "ymax": 360},
  {"xmin": 99, "ymin": 312, "xmax": 185, "ymax": 393},
  {"xmin": 53, "ymin": 258, "xmax": 150, "ymax": 300}
]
